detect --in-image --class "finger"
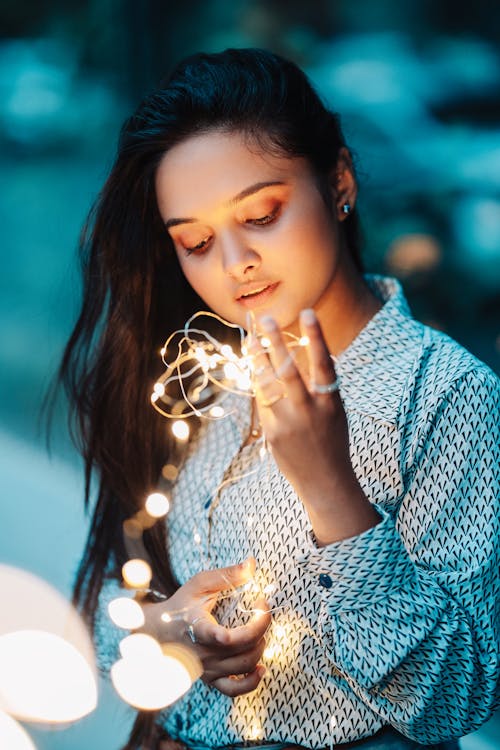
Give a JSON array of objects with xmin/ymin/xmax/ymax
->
[
  {"xmin": 299, "ymin": 309, "xmax": 337, "ymax": 396},
  {"xmin": 258, "ymin": 316, "xmax": 309, "ymax": 405},
  {"xmin": 203, "ymin": 635, "xmax": 267, "ymax": 681},
  {"xmin": 210, "ymin": 665, "xmax": 266, "ymax": 697},
  {"xmin": 195, "ymin": 595, "xmax": 271, "ymax": 650},
  {"xmin": 184, "ymin": 558, "xmax": 255, "ymax": 601}
]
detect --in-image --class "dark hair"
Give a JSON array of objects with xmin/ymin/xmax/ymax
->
[{"xmin": 59, "ymin": 47, "xmax": 363, "ymax": 747}]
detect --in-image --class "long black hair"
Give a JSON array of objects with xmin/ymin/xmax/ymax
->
[{"xmin": 59, "ymin": 47, "xmax": 362, "ymax": 747}]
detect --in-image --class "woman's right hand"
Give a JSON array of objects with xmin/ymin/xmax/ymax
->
[{"xmin": 141, "ymin": 558, "xmax": 271, "ymax": 697}]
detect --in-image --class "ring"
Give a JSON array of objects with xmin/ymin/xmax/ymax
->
[
  {"xmin": 311, "ymin": 379, "xmax": 339, "ymax": 394},
  {"xmin": 187, "ymin": 616, "xmax": 204, "ymax": 644},
  {"xmin": 261, "ymin": 392, "xmax": 286, "ymax": 408}
]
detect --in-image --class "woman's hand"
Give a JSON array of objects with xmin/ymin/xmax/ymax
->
[
  {"xmin": 250, "ymin": 309, "xmax": 380, "ymax": 545},
  {"xmin": 141, "ymin": 558, "xmax": 271, "ymax": 697}
]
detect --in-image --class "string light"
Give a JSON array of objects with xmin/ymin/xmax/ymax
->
[
  {"xmin": 110, "ymin": 309, "xmax": 316, "ymax": 716},
  {"xmin": 145, "ymin": 492, "xmax": 170, "ymax": 518},
  {"xmin": 108, "ymin": 598, "xmax": 145, "ymax": 630},
  {"xmin": 122, "ymin": 559, "xmax": 152, "ymax": 589}
]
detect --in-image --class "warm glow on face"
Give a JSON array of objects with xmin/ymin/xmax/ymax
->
[
  {"xmin": 172, "ymin": 420, "xmax": 190, "ymax": 440},
  {"xmin": 0, "ymin": 630, "xmax": 97, "ymax": 723},
  {"xmin": 122, "ymin": 559, "xmax": 152, "ymax": 589},
  {"xmin": 145, "ymin": 492, "xmax": 170, "ymax": 518},
  {"xmin": 0, "ymin": 711, "xmax": 36, "ymax": 750},
  {"xmin": 108, "ymin": 598, "xmax": 145, "ymax": 630}
]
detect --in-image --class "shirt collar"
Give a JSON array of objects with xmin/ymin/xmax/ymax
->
[
  {"xmin": 224, "ymin": 275, "xmax": 423, "ymax": 436},
  {"xmin": 335, "ymin": 275, "xmax": 424, "ymax": 424}
]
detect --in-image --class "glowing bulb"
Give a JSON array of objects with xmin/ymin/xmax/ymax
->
[
  {"xmin": 153, "ymin": 382, "xmax": 165, "ymax": 397},
  {"xmin": 274, "ymin": 625, "xmax": 286, "ymax": 640},
  {"xmin": 241, "ymin": 344, "xmax": 248, "ymax": 356},
  {"xmin": 108, "ymin": 598, "xmax": 145, "ymax": 630},
  {"xmin": 252, "ymin": 608, "xmax": 267, "ymax": 618},
  {"xmin": 263, "ymin": 645, "xmax": 275, "ymax": 660},
  {"xmin": 259, "ymin": 445, "xmax": 267, "ymax": 459},
  {"xmin": 119, "ymin": 633, "xmax": 162, "ymax": 661},
  {"xmin": 122, "ymin": 559, "xmax": 152, "ymax": 589},
  {"xmin": 0, "ymin": 630, "xmax": 97, "ymax": 723},
  {"xmin": 223, "ymin": 362, "xmax": 240, "ymax": 381},
  {"xmin": 161, "ymin": 612, "xmax": 172, "ymax": 624},
  {"xmin": 193, "ymin": 532, "xmax": 201, "ymax": 545},
  {"xmin": 160, "ymin": 346, "xmax": 166, "ymax": 356},
  {"xmin": 162, "ymin": 463, "xmax": 178, "ymax": 481},
  {"xmin": 248, "ymin": 723, "xmax": 263, "ymax": 740},
  {"xmin": 172, "ymin": 420, "xmax": 190, "ymax": 441},
  {"xmin": 209, "ymin": 405, "xmax": 225, "ymax": 418},
  {"xmin": 0, "ymin": 711, "xmax": 36, "ymax": 750},
  {"xmin": 145, "ymin": 492, "xmax": 170, "ymax": 518},
  {"xmin": 194, "ymin": 346, "xmax": 209, "ymax": 371},
  {"xmin": 220, "ymin": 344, "xmax": 234, "ymax": 359},
  {"xmin": 260, "ymin": 336, "xmax": 271, "ymax": 349},
  {"xmin": 299, "ymin": 335, "xmax": 310, "ymax": 346},
  {"xmin": 111, "ymin": 640, "xmax": 201, "ymax": 710}
]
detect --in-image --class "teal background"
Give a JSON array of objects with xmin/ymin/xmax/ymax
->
[{"xmin": 0, "ymin": 2, "xmax": 499, "ymax": 748}]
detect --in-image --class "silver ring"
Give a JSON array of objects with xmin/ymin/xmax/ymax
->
[
  {"xmin": 311, "ymin": 379, "xmax": 339, "ymax": 394},
  {"xmin": 187, "ymin": 616, "xmax": 203, "ymax": 644}
]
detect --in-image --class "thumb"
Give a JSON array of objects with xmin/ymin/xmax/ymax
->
[{"xmin": 187, "ymin": 557, "xmax": 255, "ymax": 599}]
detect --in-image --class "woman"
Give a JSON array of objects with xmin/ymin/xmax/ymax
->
[{"xmin": 59, "ymin": 49, "xmax": 500, "ymax": 749}]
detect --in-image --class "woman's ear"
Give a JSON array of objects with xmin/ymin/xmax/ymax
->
[{"xmin": 330, "ymin": 147, "xmax": 357, "ymax": 221}]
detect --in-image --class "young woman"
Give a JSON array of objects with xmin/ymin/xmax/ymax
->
[{"xmin": 60, "ymin": 49, "xmax": 500, "ymax": 750}]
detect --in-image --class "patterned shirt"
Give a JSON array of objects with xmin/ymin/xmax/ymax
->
[{"xmin": 96, "ymin": 276, "xmax": 500, "ymax": 748}]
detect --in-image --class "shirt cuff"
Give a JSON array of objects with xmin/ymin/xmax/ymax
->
[{"xmin": 296, "ymin": 509, "xmax": 417, "ymax": 611}]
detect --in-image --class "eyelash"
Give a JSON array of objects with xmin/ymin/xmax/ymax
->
[{"xmin": 184, "ymin": 205, "xmax": 281, "ymax": 255}]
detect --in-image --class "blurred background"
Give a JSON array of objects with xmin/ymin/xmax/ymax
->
[{"xmin": 0, "ymin": 1, "xmax": 499, "ymax": 748}]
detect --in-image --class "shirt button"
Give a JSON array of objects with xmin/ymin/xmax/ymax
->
[{"xmin": 319, "ymin": 573, "xmax": 333, "ymax": 588}]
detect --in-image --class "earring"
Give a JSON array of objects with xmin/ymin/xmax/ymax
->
[{"xmin": 342, "ymin": 202, "xmax": 351, "ymax": 215}]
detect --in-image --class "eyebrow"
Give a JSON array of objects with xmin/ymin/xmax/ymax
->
[{"xmin": 164, "ymin": 180, "xmax": 286, "ymax": 229}]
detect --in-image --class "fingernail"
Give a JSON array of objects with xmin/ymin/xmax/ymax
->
[
  {"xmin": 257, "ymin": 664, "xmax": 266, "ymax": 678},
  {"xmin": 300, "ymin": 308, "xmax": 316, "ymax": 326},
  {"xmin": 259, "ymin": 315, "xmax": 276, "ymax": 332}
]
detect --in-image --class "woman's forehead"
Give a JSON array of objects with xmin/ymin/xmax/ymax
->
[{"xmin": 155, "ymin": 130, "xmax": 308, "ymax": 219}]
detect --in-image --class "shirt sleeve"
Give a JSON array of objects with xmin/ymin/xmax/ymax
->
[{"xmin": 299, "ymin": 367, "xmax": 500, "ymax": 744}]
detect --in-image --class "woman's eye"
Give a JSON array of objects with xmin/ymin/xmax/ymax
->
[
  {"xmin": 185, "ymin": 237, "xmax": 211, "ymax": 255},
  {"xmin": 246, "ymin": 205, "xmax": 280, "ymax": 226}
]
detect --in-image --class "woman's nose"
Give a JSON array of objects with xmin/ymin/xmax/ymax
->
[{"xmin": 220, "ymin": 233, "xmax": 261, "ymax": 279}]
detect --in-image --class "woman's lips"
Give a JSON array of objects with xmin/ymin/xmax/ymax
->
[{"xmin": 236, "ymin": 282, "xmax": 280, "ymax": 309}]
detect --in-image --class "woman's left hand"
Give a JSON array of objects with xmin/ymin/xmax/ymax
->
[{"xmin": 250, "ymin": 308, "xmax": 380, "ymax": 545}]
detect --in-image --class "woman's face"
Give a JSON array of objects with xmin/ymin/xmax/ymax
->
[{"xmin": 155, "ymin": 129, "xmax": 346, "ymax": 332}]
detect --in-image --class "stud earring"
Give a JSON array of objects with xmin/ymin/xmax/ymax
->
[{"xmin": 342, "ymin": 202, "xmax": 351, "ymax": 215}]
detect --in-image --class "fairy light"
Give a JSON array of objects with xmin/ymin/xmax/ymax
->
[
  {"xmin": 247, "ymin": 722, "xmax": 264, "ymax": 741},
  {"xmin": 145, "ymin": 492, "xmax": 170, "ymax": 518},
  {"xmin": 209, "ymin": 405, "xmax": 225, "ymax": 418},
  {"xmin": 153, "ymin": 382, "xmax": 165, "ymax": 397},
  {"xmin": 108, "ymin": 597, "xmax": 145, "ymax": 630},
  {"xmin": 0, "ymin": 630, "xmax": 97, "ymax": 724},
  {"xmin": 122, "ymin": 559, "xmax": 152, "ymax": 589},
  {"xmin": 111, "ymin": 310, "xmax": 317, "ymax": 719},
  {"xmin": 172, "ymin": 420, "xmax": 190, "ymax": 441},
  {"xmin": 0, "ymin": 711, "xmax": 36, "ymax": 750}
]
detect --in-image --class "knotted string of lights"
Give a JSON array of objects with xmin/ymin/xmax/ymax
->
[{"xmin": 107, "ymin": 311, "xmax": 340, "ymax": 741}]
